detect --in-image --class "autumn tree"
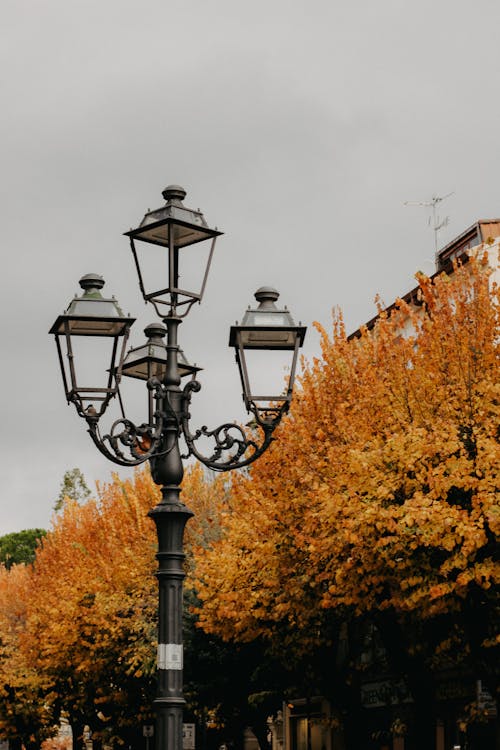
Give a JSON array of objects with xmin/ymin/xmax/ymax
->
[
  {"xmin": 184, "ymin": 595, "xmax": 295, "ymax": 750},
  {"xmin": 193, "ymin": 253, "xmax": 500, "ymax": 749},
  {"xmin": 0, "ymin": 563, "xmax": 54, "ymax": 750},
  {"xmin": 0, "ymin": 464, "xmax": 232, "ymax": 750}
]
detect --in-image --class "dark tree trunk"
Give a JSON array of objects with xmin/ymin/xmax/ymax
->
[
  {"xmin": 406, "ymin": 672, "xmax": 436, "ymax": 750},
  {"xmin": 375, "ymin": 612, "xmax": 437, "ymax": 750},
  {"xmin": 342, "ymin": 706, "xmax": 366, "ymax": 750},
  {"xmin": 250, "ymin": 722, "xmax": 270, "ymax": 750},
  {"xmin": 70, "ymin": 719, "xmax": 86, "ymax": 750}
]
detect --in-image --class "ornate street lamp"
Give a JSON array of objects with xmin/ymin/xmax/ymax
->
[
  {"xmin": 121, "ymin": 323, "xmax": 200, "ymax": 382},
  {"xmin": 125, "ymin": 184, "xmax": 222, "ymax": 317},
  {"xmin": 49, "ymin": 185, "xmax": 306, "ymax": 750},
  {"xmin": 49, "ymin": 273, "xmax": 135, "ymax": 419},
  {"xmin": 230, "ymin": 285, "xmax": 306, "ymax": 423},
  {"xmin": 120, "ymin": 322, "xmax": 201, "ymax": 425}
]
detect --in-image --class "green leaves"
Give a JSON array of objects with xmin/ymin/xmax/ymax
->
[{"xmin": 0, "ymin": 529, "xmax": 46, "ymax": 569}]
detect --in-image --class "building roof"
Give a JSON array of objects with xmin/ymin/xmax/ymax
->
[
  {"xmin": 348, "ymin": 219, "xmax": 500, "ymax": 340},
  {"xmin": 437, "ymin": 219, "xmax": 500, "ymax": 270}
]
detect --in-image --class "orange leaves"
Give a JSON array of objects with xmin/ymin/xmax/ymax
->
[
  {"xmin": 0, "ymin": 464, "xmax": 231, "ymax": 742},
  {"xmin": 193, "ymin": 255, "xmax": 499, "ymax": 652},
  {"xmin": 0, "ymin": 564, "xmax": 54, "ymax": 742}
]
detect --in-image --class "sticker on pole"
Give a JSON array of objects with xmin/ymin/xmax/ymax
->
[
  {"xmin": 157, "ymin": 643, "xmax": 183, "ymax": 670},
  {"xmin": 183, "ymin": 724, "xmax": 195, "ymax": 750}
]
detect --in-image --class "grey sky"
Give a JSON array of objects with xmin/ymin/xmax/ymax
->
[{"xmin": 1, "ymin": 0, "xmax": 499, "ymax": 534}]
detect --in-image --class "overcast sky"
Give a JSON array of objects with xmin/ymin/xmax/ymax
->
[{"xmin": 1, "ymin": 0, "xmax": 499, "ymax": 535}]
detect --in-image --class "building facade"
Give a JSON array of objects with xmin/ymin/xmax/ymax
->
[{"xmin": 280, "ymin": 220, "xmax": 500, "ymax": 750}]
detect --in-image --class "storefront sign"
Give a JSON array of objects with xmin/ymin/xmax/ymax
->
[{"xmin": 361, "ymin": 679, "xmax": 413, "ymax": 708}]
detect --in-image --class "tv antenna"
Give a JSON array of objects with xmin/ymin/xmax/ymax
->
[{"xmin": 404, "ymin": 192, "xmax": 454, "ymax": 257}]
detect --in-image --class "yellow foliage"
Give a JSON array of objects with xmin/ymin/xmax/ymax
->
[
  {"xmin": 193, "ymin": 255, "xmax": 500, "ymax": 650},
  {"xmin": 0, "ymin": 464, "xmax": 229, "ymax": 739}
]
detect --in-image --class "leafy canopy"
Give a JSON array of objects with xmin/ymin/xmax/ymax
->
[
  {"xmin": 193, "ymin": 253, "xmax": 500, "ymax": 661},
  {"xmin": 0, "ymin": 529, "xmax": 46, "ymax": 569}
]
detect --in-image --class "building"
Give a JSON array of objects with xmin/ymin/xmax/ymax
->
[
  {"xmin": 280, "ymin": 220, "xmax": 499, "ymax": 750},
  {"xmin": 349, "ymin": 219, "xmax": 500, "ymax": 341}
]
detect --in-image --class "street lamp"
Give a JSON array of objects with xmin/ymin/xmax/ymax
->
[
  {"xmin": 49, "ymin": 273, "xmax": 135, "ymax": 419},
  {"xmin": 49, "ymin": 185, "xmax": 306, "ymax": 750}
]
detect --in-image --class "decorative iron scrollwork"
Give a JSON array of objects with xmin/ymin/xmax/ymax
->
[
  {"xmin": 180, "ymin": 379, "xmax": 286, "ymax": 472},
  {"xmin": 83, "ymin": 377, "xmax": 167, "ymax": 467},
  {"xmin": 79, "ymin": 374, "xmax": 288, "ymax": 471},
  {"xmin": 86, "ymin": 416, "xmax": 164, "ymax": 467}
]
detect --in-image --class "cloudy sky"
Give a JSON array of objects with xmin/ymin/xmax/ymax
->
[{"xmin": 1, "ymin": 0, "xmax": 499, "ymax": 535}]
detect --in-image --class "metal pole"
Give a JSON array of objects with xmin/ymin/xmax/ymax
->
[{"xmin": 148, "ymin": 314, "xmax": 193, "ymax": 750}]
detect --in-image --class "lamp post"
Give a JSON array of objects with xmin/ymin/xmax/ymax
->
[{"xmin": 50, "ymin": 185, "xmax": 306, "ymax": 750}]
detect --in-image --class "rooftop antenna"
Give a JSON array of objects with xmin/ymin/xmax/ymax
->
[{"xmin": 404, "ymin": 192, "xmax": 454, "ymax": 259}]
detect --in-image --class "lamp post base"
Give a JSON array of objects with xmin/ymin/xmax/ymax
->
[{"xmin": 153, "ymin": 697, "xmax": 186, "ymax": 750}]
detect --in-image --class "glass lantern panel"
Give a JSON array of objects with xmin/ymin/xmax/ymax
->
[
  {"xmin": 240, "ymin": 347, "xmax": 294, "ymax": 404},
  {"xmin": 139, "ymin": 205, "xmax": 207, "ymax": 229},
  {"xmin": 169, "ymin": 205, "xmax": 206, "ymax": 226},
  {"xmin": 121, "ymin": 357, "xmax": 165, "ymax": 381},
  {"xmin": 69, "ymin": 298, "xmax": 123, "ymax": 317},
  {"xmin": 243, "ymin": 312, "xmax": 291, "ymax": 327},
  {"xmin": 121, "ymin": 343, "xmax": 195, "ymax": 380},
  {"xmin": 123, "ymin": 342, "xmax": 164, "ymax": 364},
  {"xmin": 62, "ymin": 335, "xmax": 120, "ymax": 404},
  {"xmin": 133, "ymin": 239, "xmax": 214, "ymax": 302},
  {"xmin": 137, "ymin": 202, "xmax": 209, "ymax": 245}
]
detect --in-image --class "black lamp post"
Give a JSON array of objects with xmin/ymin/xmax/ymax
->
[{"xmin": 50, "ymin": 185, "xmax": 306, "ymax": 750}]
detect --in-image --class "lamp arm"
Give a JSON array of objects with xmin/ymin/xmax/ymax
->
[
  {"xmin": 85, "ymin": 416, "xmax": 165, "ymax": 467},
  {"xmin": 180, "ymin": 380, "xmax": 285, "ymax": 473},
  {"xmin": 83, "ymin": 377, "xmax": 169, "ymax": 467}
]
